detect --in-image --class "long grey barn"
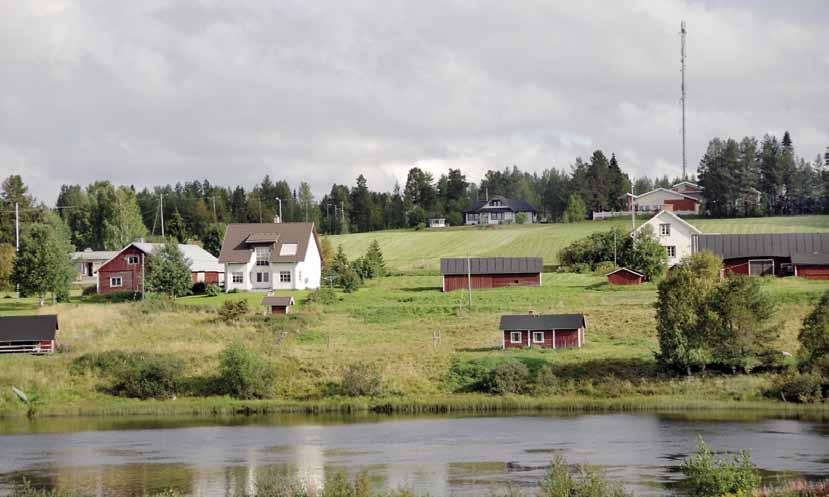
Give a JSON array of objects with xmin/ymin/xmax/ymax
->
[
  {"xmin": 441, "ymin": 257, "xmax": 543, "ymax": 292},
  {"xmin": 693, "ymin": 233, "xmax": 829, "ymax": 279}
]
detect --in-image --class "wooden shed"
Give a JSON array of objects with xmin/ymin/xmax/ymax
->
[
  {"xmin": 792, "ymin": 253, "xmax": 829, "ymax": 280},
  {"xmin": 262, "ymin": 296, "xmax": 295, "ymax": 315},
  {"xmin": 0, "ymin": 315, "xmax": 58, "ymax": 354},
  {"xmin": 441, "ymin": 257, "xmax": 542, "ymax": 292},
  {"xmin": 607, "ymin": 267, "xmax": 644, "ymax": 285},
  {"xmin": 500, "ymin": 313, "xmax": 586, "ymax": 350}
]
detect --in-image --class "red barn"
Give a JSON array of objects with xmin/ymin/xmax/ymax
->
[
  {"xmin": 500, "ymin": 313, "xmax": 586, "ymax": 350},
  {"xmin": 97, "ymin": 242, "xmax": 223, "ymax": 294},
  {"xmin": 694, "ymin": 233, "xmax": 829, "ymax": 279},
  {"xmin": 792, "ymin": 253, "xmax": 829, "ymax": 280},
  {"xmin": 441, "ymin": 257, "xmax": 542, "ymax": 292},
  {"xmin": 262, "ymin": 296, "xmax": 295, "ymax": 314},
  {"xmin": 0, "ymin": 315, "xmax": 58, "ymax": 355},
  {"xmin": 607, "ymin": 267, "xmax": 644, "ymax": 285}
]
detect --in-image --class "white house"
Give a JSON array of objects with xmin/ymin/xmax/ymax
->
[
  {"xmin": 463, "ymin": 196, "xmax": 538, "ymax": 225},
  {"xmin": 632, "ymin": 210, "xmax": 701, "ymax": 266},
  {"xmin": 218, "ymin": 222, "xmax": 322, "ymax": 292}
]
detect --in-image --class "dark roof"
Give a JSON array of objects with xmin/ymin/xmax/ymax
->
[
  {"xmin": 441, "ymin": 257, "xmax": 543, "ymax": 275},
  {"xmin": 499, "ymin": 314, "xmax": 586, "ymax": 331},
  {"xmin": 694, "ymin": 233, "xmax": 829, "ymax": 260},
  {"xmin": 0, "ymin": 315, "xmax": 58, "ymax": 342},
  {"xmin": 791, "ymin": 253, "xmax": 829, "ymax": 266},
  {"xmin": 463, "ymin": 196, "xmax": 538, "ymax": 214},
  {"xmin": 261, "ymin": 296, "xmax": 295, "ymax": 307},
  {"xmin": 219, "ymin": 223, "xmax": 320, "ymax": 264}
]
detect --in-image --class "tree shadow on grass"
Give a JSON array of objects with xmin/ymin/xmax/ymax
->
[
  {"xmin": 399, "ymin": 286, "xmax": 442, "ymax": 293},
  {"xmin": 548, "ymin": 356, "xmax": 660, "ymax": 382},
  {"xmin": 457, "ymin": 346, "xmax": 502, "ymax": 353}
]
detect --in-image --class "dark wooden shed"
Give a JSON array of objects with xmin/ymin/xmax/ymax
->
[
  {"xmin": 262, "ymin": 296, "xmax": 295, "ymax": 315},
  {"xmin": 440, "ymin": 257, "xmax": 542, "ymax": 292},
  {"xmin": 499, "ymin": 313, "xmax": 586, "ymax": 350},
  {"xmin": 607, "ymin": 267, "xmax": 644, "ymax": 285},
  {"xmin": 0, "ymin": 315, "xmax": 58, "ymax": 354}
]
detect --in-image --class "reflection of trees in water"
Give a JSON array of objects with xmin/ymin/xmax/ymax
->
[{"xmin": 52, "ymin": 463, "xmax": 195, "ymax": 497}]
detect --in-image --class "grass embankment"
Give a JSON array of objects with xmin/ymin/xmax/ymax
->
[
  {"xmin": 2, "ymin": 267, "xmax": 828, "ymax": 418},
  {"xmin": 328, "ymin": 215, "xmax": 829, "ymax": 272}
]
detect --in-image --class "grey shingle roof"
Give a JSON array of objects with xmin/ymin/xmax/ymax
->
[
  {"xmin": 463, "ymin": 196, "xmax": 538, "ymax": 214},
  {"xmin": 261, "ymin": 296, "xmax": 295, "ymax": 307},
  {"xmin": 694, "ymin": 233, "xmax": 829, "ymax": 259},
  {"xmin": 499, "ymin": 314, "xmax": 586, "ymax": 331},
  {"xmin": 219, "ymin": 223, "xmax": 320, "ymax": 264},
  {"xmin": 441, "ymin": 257, "xmax": 543, "ymax": 275},
  {"xmin": 0, "ymin": 315, "xmax": 58, "ymax": 342}
]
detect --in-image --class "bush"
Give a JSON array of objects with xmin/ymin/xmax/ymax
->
[
  {"xmin": 681, "ymin": 437, "xmax": 761, "ymax": 497},
  {"xmin": 341, "ymin": 362, "xmax": 383, "ymax": 397},
  {"xmin": 339, "ymin": 267, "xmax": 362, "ymax": 293},
  {"xmin": 414, "ymin": 222, "xmax": 427, "ymax": 231},
  {"xmin": 205, "ymin": 284, "xmax": 221, "ymax": 297},
  {"xmin": 533, "ymin": 365, "xmax": 561, "ymax": 395},
  {"xmin": 516, "ymin": 212, "xmax": 528, "ymax": 224},
  {"xmin": 109, "ymin": 354, "xmax": 185, "ymax": 399},
  {"xmin": 81, "ymin": 285, "xmax": 97, "ymax": 296},
  {"xmin": 593, "ymin": 261, "xmax": 617, "ymax": 275},
  {"xmin": 798, "ymin": 291, "xmax": 829, "ymax": 374},
  {"xmin": 191, "ymin": 282, "xmax": 207, "ymax": 294},
  {"xmin": 217, "ymin": 342, "xmax": 274, "ymax": 399},
  {"xmin": 488, "ymin": 361, "xmax": 530, "ymax": 395},
  {"xmin": 218, "ymin": 299, "xmax": 249, "ymax": 322},
  {"xmin": 768, "ymin": 372, "xmax": 825, "ymax": 403},
  {"xmin": 446, "ymin": 357, "xmax": 493, "ymax": 393},
  {"xmin": 71, "ymin": 350, "xmax": 136, "ymax": 375},
  {"xmin": 539, "ymin": 455, "xmax": 632, "ymax": 497},
  {"xmin": 304, "ymin": 287, "xmax": 337, "ymax": 305},
  {"xmin": 83, "ymin": 290, "xmax": 141, "ymax": 303},
  {"xmin": 572, "ymin": 263, "xmax": 592, "ymax": 274}
]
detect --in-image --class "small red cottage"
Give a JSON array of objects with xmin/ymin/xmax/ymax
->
[
  {"xmin": 606, "ymin": 267, "xmax": 644, "ymax": 285},
  {"xmin": 500, "ymin": 313, "xmax": 586, "ymax": 350},
  {"xmin": 441, "ymin": 257, "xmax": 542, "ymax": 292},
  {"xmin": 0, "ymin": 315, "xmax": 58, "ymax": 355},
  {"xmin": 262, "ymin": 296, "xmax": 295, "ymax": 315}
]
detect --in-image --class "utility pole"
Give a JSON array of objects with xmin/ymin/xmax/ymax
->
[
  {"xmin": 274, "ymin": 197, "xmax": 282, "ymax": 223},
  {"xmin": 15, "ymin": 202, "xmax": 19, "ymax": 299},
  {"xmin": 466, "ymin": 253, "xmax": 472, "ymax": 307},
  {"xmin": 339, "ymin": 201, "xmax": 344, "ymax": 227},
  {"xmin": 680, "ymin": 20, "xmax": 687, "ymax": 180},
  {"xmin": 160, "ymin": 194, "xmax": 165, "ymax": 238},
  {"xmin": 211, "ymin": 196, "xmax": 217, "ymax": 222},
  {"xmin": 631, "ymin": 182, "xmax": 636, "ymax": 233}
]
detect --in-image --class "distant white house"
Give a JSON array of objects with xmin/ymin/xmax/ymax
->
[
  {"xmin": 632, "ymin": 210, "xmax": 701, "ymax": 266},
  {"xmin": 71, "ymin": 248, "xmax": 118, "ymax": 283},
  {"xmin": 463, "ymin": 196, "xmax": 538, "ymax": 225},
  {"xmin": 428, "ymin": 218, "xmax": 447, "ymax": 228},
  {"xmin": 218, "ymin": 222, "xmax": 322, "ymax": 292}
]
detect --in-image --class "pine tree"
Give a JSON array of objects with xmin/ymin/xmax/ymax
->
[{"xmin": 146, "ymin": 242, "xmax": 192, "ymax": 298}]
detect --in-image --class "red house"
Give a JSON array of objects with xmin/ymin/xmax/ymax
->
[
  {"xmin": 97, "ymin": 242, "xmax": 223, "ymax": 294},
  {"xmin": 500, "ymin": 313, "xmax": 586, "ymax": 350},
  {"xmin": 607, "ymin": 267, "xmax": 644, "ymax": 285},
  {"xmin": 441, "ymin": 257, "xmax": 542, "ymax": 292}
]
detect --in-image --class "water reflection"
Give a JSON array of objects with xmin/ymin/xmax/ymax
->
[{"xmin": 0, "ymin": 413, "xmax": 826, "ymax": 497}]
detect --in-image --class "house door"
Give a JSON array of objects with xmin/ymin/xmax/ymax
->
[
  {"xmin": 749, "ymin": 260, "xmax": 774, "ymax": 276},
  {"xmin": 86, "ymin": 263, "xmax": 94, "ymax": 277}
]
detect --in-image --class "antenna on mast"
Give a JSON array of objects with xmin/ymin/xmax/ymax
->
[{"xmin": 680, "ymin": 20, "xmax": 687, "ymax": 180}]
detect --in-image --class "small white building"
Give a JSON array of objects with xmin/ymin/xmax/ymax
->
[
  {"xmin": 428, "ymin": 218, "xmax": 447, "ymax": 228},
  {"xmin": 632, "ymin": 210, "xmax": 702, "ymax": 266},
  {"xmin": 218, "ymin": 223, "xmax": 322, "ymax": 292}
]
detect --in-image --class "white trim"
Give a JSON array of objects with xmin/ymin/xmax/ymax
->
[
  {"xmin": 532, "ymin": 331, "xmax": 544, "ymax": 344},
  {"xmin": 606, "ymin": 267, "xmax": 645, "ymax": 278},
  {"xmin": 110, "ymin": 276, "xmax": 123, "ymax": 288},
  {"xmin": 552, "ymin": 329, "xmax": 556, "ymax": 349},
  {"xmin": 748, "ymin": 258, "xmax": 775, "ymax": 276},
  {"xmin": 509, "ymin": 331, "xmax": 522, "ymax": 344},
  {"xmin": 632, "ymin": 187, "xmax": 700, "ymax": 202},
  {"xmin": 126, "ymin": 255, "xmax": 140, "ymax": 265},
  {"xmin": 632, "ymin": 210, "xmax": 701, "ymax": 236}
]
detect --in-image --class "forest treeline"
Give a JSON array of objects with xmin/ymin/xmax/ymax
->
[{"xmin": 1, "ymin": 132, "xmax": 827, "ymax": 255}]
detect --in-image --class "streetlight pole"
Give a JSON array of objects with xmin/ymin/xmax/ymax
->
[{"xmin": 274, "ymin": 197, "xmax": 282, "ymax": 223}]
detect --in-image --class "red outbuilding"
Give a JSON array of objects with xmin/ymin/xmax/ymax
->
[
  {"xmin": 792, "ymin": 253, "xmax": 829, "ymax": 280},
  {"xmin": 441, "ymin": 257, "xmax": 542, "ymax": 292},
  {"xmin": 606, "ymin": 267, "xmax": 645, "ymax": 285},
  {"xmin": 0, "ymin": 315, "xmax": 58, "ymax": 355},
  {"xmin": 500, "ymin": 313, "xmax": 586, "ymax": 350},
  {"xmin": 262, "ymin": 296, "xmax": 295, "ymax": 314}
]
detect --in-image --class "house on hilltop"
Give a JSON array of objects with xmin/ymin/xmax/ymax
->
[
  {"xmin": 463, "ymin": 196, "xmax": 537, "ymax": 225},
  {"xmin": 632, "ymin": 210, "xmax": 701, "ymax": 267},
  {"xmin": 627, "ymin": 182, "xmax": 702, "ymax": 215},
  {"xmin": 218, "ymin": 222, "xmax": 322, "ymax": 291}
]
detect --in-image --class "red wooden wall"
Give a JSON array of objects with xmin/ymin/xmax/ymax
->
[
  {"xmin": 443, "ymin": 273, "xmax": 540, "ymax": 292},
  {"xmin": 607, "ymin": 271, "xmax": 643, "ymax": 285},
  {"xmin": 502, "ymin": 329, "xmax": 582, "ymax": 349},
  {"xmin": 664, "ymin": 198, "xmax": 698, "ymax": 211},
  {"xmin": 796, "ymin": 266, "xmax": 829, "ymax": 280},
  {"xmin": 98, "ymin": 246, "xmax": 144, "ymax": 293}
]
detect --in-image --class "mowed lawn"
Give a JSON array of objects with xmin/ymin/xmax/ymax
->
[{"xmin": 327, "ymin": 215, "xmax": 829, "ymax": 272}]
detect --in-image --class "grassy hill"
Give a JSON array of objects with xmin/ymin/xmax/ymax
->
[{"xmin": 327, "ymin": 215, "xmax": 829, "ymax": 272}]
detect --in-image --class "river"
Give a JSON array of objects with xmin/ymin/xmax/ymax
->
[{"xmin": 0, "ymin": 412, "xmax": 827, "ymax": 496}]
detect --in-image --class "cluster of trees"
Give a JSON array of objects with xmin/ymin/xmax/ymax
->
[
  {"xmin": 698, "ymin": 132, "xmax": 829, "ymax": 217},
  {"xmin": 324, "ymin": 240, "xmax": 386, "ymax": 293},
  {"xmin": 558, "ymin": 226, "xmax": 668, "ymax": 280}
]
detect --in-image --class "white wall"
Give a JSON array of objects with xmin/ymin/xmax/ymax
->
[
  {"xmin": 225, "ymin": 257, "xmax": 254, "ymax": 292},
  {"xmin": 639, "ymin": 212, "xmax": 698, "ymax": 266},
  {"xmin": 296, "ymin": 233, "xmax": 322, "ymax": 289}
]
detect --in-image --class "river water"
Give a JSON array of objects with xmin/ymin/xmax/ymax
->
[{"xmin": 0, "ymin": 412, "xmax": 827, "ymax": 497}]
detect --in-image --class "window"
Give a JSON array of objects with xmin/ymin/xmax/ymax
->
[
  {"xmin": 256, "ymin": 272, "xmax": 269, "ymax": 283},
  {"xmin": 255, "ymin": 247, "xmax": 271, "ymax": 266},
  {"xmin": 532, "ymin": 331, "xmax": 545, "ymax": 344},
  {"xmin": 110, "ymin": 276, "xmax": 123, "ymax": 287},
  {"xmin": 659, "ymin": 223, "xmax": 671, "ymax": 236},
  {"xmin": 491, "ymin": 199, "xmax": 501, "ymax": 206},
  {"xmin": 279, "ymin": 243, "xmax": 298, "ymax": 256},
  {"xmin": 126, "ymin": 256, "xmax": 139, "ymax": 265},
  {"xmin": 666, "ymin": 246, "xmax": 676, "ymax": 258},
  {"xmin": 510, "ymin": 331, "xmax": 522, "ymax": 344},
  {"xmin": 232, "ymin": 272, "xmax": 243, "ymax": 284},
  {"xmin": 279, "ymin": 271, "xmax": 292, "ymax": 283}
]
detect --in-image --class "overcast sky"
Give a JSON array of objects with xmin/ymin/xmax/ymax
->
[{"xmin": 2, "ymin": 0, "xmax": 827, "ymax": 203}]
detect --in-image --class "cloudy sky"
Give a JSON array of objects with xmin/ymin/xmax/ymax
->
[{"xmin": 2, "ymin": 0, "xmax": 827, "ymax": 203}]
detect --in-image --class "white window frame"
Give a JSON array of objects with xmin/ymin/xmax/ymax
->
[
  {"xmin": 110, "ymin": 276, "xmax": 123, "ymax": 287},
  {"xmin": 666, "ymin": 246, "xmax": 676, "ymax": 258},
  {"xmin": 232, "ymin": 272, "xmax": 244, "ymax": 284},
  {"xmin": 255, "ymin": 247, "xmax": 271, "ymax": 266},
  {"xmin": 659, "ymin": 223, "xmax": 671, "ymax": 237},
  {"xmin": 279, "ymin": 271, "xmax": 292, "ymax": 283},
  {"xmin": 532, "ymin": 331, "xmax": 545, "ymax": 344},
  {"xmin": 748, "ymin": 259, "xmax": 775, "ymax": 276},
  {"xmin": 126, "ymin": 255, "xmax": 139, "ymax": 265},
  {"xmin": 510, "ymin": 331, "xmax": 522, "ymax": 344}
]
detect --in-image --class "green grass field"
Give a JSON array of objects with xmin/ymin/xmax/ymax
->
[{"xmin": 327, "ymin": 215, "xmax": 829, "ymax": 272}]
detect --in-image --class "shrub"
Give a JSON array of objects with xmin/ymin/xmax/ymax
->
[
  {"xmin": 488, "ymin": 361, "xmax": 530, "ymax": 395},
  {"xmin": 446, "ymin": 357, "xmax": 492, "ymax": 392},
  {"xmin": 516, "ymin": 212, "xmax": 528, "ymax": 224},
  {"xmin": 341, "ymin": 362, "xmax": 383, "ymax": 397},
  {"xmin": 572, "ymin": 263, "xmax": 592, "ymax": 274},
  {"xmin": 681, "ymin": 437, "xmax": 761, "ymax": 497},
  {"xmin": 191, "ymin": 282, "xmax": 207, "ymax": 294},
  {"xmin": 205, "ymin": 284, "xmax": 221, "ymax": 297},
  {"xmin": 593, "ymin": 261, "xmax": 617, "ymax": 275},
  {"xmin": 414, "ymin": 222, "xmax": 427, "ymax": 231},
  {"xmin": 768, "ymin": 372, "xmax": 825, "ymax": 403},
  {"xmin": 218, "ymin": 299, "xmax": 249, "ymax": 322},
  {"xmin": 539, "ymin": 455, "xmax": 632, "ymax": 497},
  {"xmin": 109, "ymin": 354, "xmax": 185, "ymax": 399},
  {"xmin": 533, "ymin": 365, "xmax": 560, "ymax": 395},
  {"xmin": 81, "ymin": 285, "xmax": 97, "ymax": 296},
  {"xmin": 83, "ymin": 290, "xmax": 141, "ymax": 303},
  {"xmin": 217, "ymin": 342, "xmax": 274, "ymax": 399},
  {"xmin": 339, "ymin": 268, "xmax": 362, "ymax": 293},
  {"xmin": 71, "ymin": 350, "xmax": 136, "ymax": 375},
  {"xmin": 798, "ymin": 291, "xmax": 829, "ymax": 374},
  {"xmin": 304, "ymin": 287, "xmax": 337, "ymax": 305}
]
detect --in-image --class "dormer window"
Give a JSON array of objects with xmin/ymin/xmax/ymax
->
[
  {"xmin": 255, "ymin": 247, "xmax": 271, "ymax": 266},
  {"xmin": 491, "ymin": 199, "xmax": 501, "ymax": 207}
]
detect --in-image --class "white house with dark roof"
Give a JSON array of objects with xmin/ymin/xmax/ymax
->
[
  {"xmin": 218, "ymin": 222, "xmax": 322, "ymax": 292},
  {"xmin": 463, "ymin": 196, "xmax": 537, "ymax": 225},
  {"xmin": 632, "ymin": 210, "xmax": 701, "ymax": 266}
]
